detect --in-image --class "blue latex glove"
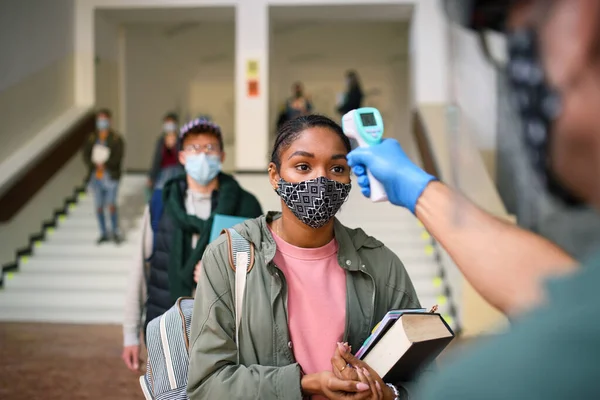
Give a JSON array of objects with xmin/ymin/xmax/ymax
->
[{"xmin": 347, "ymin": 139, "xmax": 436, "ymax": 213}]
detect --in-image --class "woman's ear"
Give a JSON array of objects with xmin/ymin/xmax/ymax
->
[{"xmin": 268, "ymin": 162, "xmax": 280, "ymax": 191}]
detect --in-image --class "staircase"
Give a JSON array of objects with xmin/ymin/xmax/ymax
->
[
  {"xmin": 0, "ymin": 173, "xmax": 457, "ymax": 331},
  {"xmin": 0, "ymin": 175, "xmax": 147, "ymax": 323}
]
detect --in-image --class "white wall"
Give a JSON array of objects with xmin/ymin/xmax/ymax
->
[
  {"xmin": 447, "ymin": 24, "xmax": 507, "ymax": 176},
  {"xmin": 0, "ymin": 156, "xmax": 85, "ymax": 266},
  {"xmin": 95, "ymin": 11, "xmax": 122, "ymax": 132},
  {"xmin": 0, "ymin": 0, "xmax": 75, "ymax": 163},
  {"xmin": 124, "ymin": 22, "xmax": 235, "ymax": 171},
  {"xmin": 449, "ymin": 26, "xmax": 498, "ymax": 149},
  {"xmin": 409, "ymin": 0, "xmax": 448, "ymax": 105},
  {"xmin": 270, "ymin": 22, "xmax": 415, "ymax": 157}
]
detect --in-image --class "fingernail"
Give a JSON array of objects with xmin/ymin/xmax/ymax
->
[
  {"xmin": 357, "ymin": 383, "xmax": 370, "ymax": 391},
  {"xmin": 337, "ymin": 342, "xmax": 345, "ymax": 351},
  {"xmin": 376, "ymin": 381, "xmax": 382, "ymax": 390},
  {"xmin": 363, "ymin": 368, "xmax": 371, "ymax": 377}
]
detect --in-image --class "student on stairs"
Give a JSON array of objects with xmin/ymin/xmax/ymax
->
[
  {"xmin": 83, "ymin": 108, "xmax": 125, "ymax": 245},
  {"xmin": 122, "ymin": 118, "xmax": 263, "ymax": 372}
]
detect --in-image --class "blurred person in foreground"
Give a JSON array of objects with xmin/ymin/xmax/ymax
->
[
  {"xmin": 122, "ymin": 118, "xmax": 262, "ymax": 371},
  {"xmin": 343, "ymin": 0, "xmax": 600, "ymax": 398},
  {"xmin": 148, "ymin": 112, "xmax": 183, "ymax": 191},
  {"xmin": 83, "ymin": 108, "xmax": 125, "ymax": 245}
]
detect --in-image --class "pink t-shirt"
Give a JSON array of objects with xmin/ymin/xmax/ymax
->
[{"xmin": 270, "ymin": 228, "xmax": 347, "ymax": 395}]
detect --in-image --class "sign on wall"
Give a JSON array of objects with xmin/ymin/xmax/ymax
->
[{"xmin": 246, "ymin": 59, "xmax": 259, "ymax": 98}]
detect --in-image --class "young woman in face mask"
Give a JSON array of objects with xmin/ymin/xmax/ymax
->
[
  {"xmin": 187, "ymin": 115, "xmax": 420, "ymax": 400},
  {"xmin": 148, "ymin": 112, "xmax": 184, "ymax": 190}
]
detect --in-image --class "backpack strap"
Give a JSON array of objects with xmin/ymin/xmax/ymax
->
[{"xmin": 223, "ymin": 228, "xmax": 254, "ymax": 362}]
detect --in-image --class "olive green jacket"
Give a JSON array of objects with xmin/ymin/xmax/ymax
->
[{"xmin": 187, "ymin": 212, "xmax": 421, "ymax": 399}]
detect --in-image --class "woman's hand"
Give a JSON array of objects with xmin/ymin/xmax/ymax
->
[
  {"xmin": 301, "ymin": 371, "xmax": 371, "ymax": 399},
  {"xmin": 193, "ymin": 261, "xmax": 202, "ymax": 283},
  {"xmin": 356, "ymin": 367, "xmax": 387, "ymax": 400},
  {"xmin": 331, "ymin": 342, "xmax": 396, "ymax": 400},
  {"xmin": 332, "ymin": 342, "xmax": 359, "ymax": 381}
]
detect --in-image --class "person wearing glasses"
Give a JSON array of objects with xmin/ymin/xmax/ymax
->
[{"xmin": 121, "ymin": 119, "xmax": 263, "ymax": 371}]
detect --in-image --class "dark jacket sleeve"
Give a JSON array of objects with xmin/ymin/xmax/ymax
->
[
  {"xmin": 337, "ymin": 87, "xmax": 363, "ymax": 115},
  {"xmin": 105, "ymin": 134, "xmax": 124, "ymax": 177},
  {"xmin": 82, "ymin": 133, "xmax": 95, "ymax": 169},
  {"xmin": 238, "ymin": 191, "xmax": 263, "ymax": 218},
  {"xmin": 149, "ymin": 137, "xmax": 165, "ymax": 183}
]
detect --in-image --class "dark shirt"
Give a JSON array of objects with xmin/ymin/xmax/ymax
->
[
  {"xmin": 419, "ymin": 253, "xmax": 600, "ymax": 399},
  {"xmin": 160, "ymin": 146, "xmax": 179, "ymax": 169}
]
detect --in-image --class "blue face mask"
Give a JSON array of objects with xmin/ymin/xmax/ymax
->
[
  {"xmin": 97, "ymin": 118, "xmax": 110, "ymax": 131},
  {"xmin": 184, "ymin": 153, "xmax": 222, "ymax": 186},
  {"xmin": 163, "ymin": 122, "xmax": 177, "ymax": 133}
]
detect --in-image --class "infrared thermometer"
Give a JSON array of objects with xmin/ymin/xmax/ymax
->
[{"xmin": 342, "ymin": 107, "xmax": 388, "ymax": 203}]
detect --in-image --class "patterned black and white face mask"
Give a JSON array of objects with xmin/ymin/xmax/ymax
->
[
  {"xmin": 507, "ymin": 28, "xmax": 582, "ymax": 206},
  {"xmin": 276, "ymin": 176, "xmax": 351, "ymax": 229}
]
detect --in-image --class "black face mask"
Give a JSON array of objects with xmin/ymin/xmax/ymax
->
[{"xmin": 506, "ymin": 28, "xmax": 583, "ymax": 206}]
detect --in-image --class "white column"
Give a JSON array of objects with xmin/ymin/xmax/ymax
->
[
  {"xmin": 234, "ymin": 0, "xmax": 270, "ymax": 172},
  {"xmin": 75, "ymin": 0, "xmax": 95, "ymax": 107},
  {"xmin": 409, "ymin": 0, "xmax": 449, "ymax": 105}
]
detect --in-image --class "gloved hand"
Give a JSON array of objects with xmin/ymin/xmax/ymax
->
[{"xmin": 347, "ymin": 139, "xmax": 436, "ymax": 213}]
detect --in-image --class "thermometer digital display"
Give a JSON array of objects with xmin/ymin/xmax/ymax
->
[{"xmin": 342, "ymin": 107, "xmax": 388, "ymax": 202}]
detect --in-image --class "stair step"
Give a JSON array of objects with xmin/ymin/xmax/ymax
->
[
  {"xmin": 341, "ymin": 222, "xmax": 424, "ymax": 235},
  {"xmin": 66, "ymin": 205, "xmax": 146, "ymax": 218},
  {"xmin": 20, "ymin": 258, "xmax": 130, "ymax": 273},
  {"xmin": 33, "ymin": 242, "xmax": 137, "ymax": 257},
  {"xmin": 47, "ymin": 228, "xmax": 141, "ymax": 242},
  {"xmin": 57, "ymin": 217, "xmax": 141, "ymax": 229},
  {"xmin": 0, "ymin": 289, "xmax": 124, "ymax": 309},
  {"xmin": 6, "ymin": 273, "xmax": 128, "ymax": 291},
  {"xmin": 402, "ymin": 263, "xmax": 440, "ymax": 279},
  {"xmin": 414, "ymin": 296, "xmax": 451, "ymax": 314},
  {"xmin": 411, "ymin": 281, "xmax": 444, "ymax": 298}
]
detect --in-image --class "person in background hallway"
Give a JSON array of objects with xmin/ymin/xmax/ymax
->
[
  {"xmin": 277, "ymin": 82, "xmax": 313, "ymax": 130},
  {"xmin": 345, "ymin": 0, "xmax": 600, "ymax": 398},
  {"xmin": 83, "ymin": 109, "xmax": 125, "ymax": 245},
  {"xmin": 336, "ymin": 70, "xmax": 364, "ymax": 117},
  {"xmin": 337, "ymin": 70, "xmax": 364, "ymax": 150},
  {"xmin": 187, "ymin": 115, "xmax": 421, "ymax": 399},
  {"xmin": 122, "ymin": 118, "xmax": 263, "ymax": 372},
  {"xmin": 148, "ymin": 112, "xmax": 183, "ymax": 190}
]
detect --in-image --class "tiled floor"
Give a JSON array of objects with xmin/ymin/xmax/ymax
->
[
  {"xmin": 0, "ymin": 321, "xmax": 476, "ymax": 400},
  {"xmin": 0, "ymin": 323, "xmax": 143, "ymax": 399}
]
